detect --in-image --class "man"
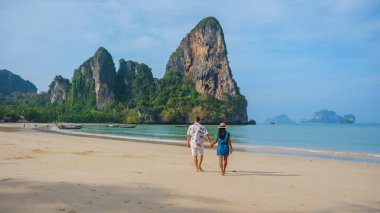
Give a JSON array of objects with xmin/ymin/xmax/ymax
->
[{"xmin": 187, "ymin": 116, "xmax": 212, "ymax": 172}]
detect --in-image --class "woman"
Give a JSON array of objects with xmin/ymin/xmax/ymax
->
[{"xmin": 211, "ymin": 123, "xmax": 233, "ymax": 176}]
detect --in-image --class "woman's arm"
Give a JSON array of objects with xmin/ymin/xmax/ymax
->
[
  {"xmin": 228, "ymin": 136, "xmax": 233, "ymax": 153},
  {"xmin": 211, "ymin": 138, "xmax": 217, "ymax": 147}
]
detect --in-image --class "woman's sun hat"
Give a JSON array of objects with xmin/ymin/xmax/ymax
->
[{"xmin": 218, "ymin": 122, "xmax": 227, "ymax": 128}]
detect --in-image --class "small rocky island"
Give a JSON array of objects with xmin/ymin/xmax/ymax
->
[
  {"xmin": 266, "ymin": 114, "xmax": 297, "ymax": 124},
  {"xmin": 302, "ymin": 110, "xmax": 356, "ymax": 124}
]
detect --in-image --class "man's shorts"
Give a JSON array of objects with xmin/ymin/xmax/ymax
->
[{"xmin": 191, "ymin": 145, "xmax": 204, "ymax": 156}]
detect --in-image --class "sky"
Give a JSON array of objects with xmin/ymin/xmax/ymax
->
[{"xmin": 1, "ymin": 0, "xmax": 379, "ymax": 123}]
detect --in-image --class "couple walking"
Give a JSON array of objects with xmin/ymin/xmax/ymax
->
[{"xmin": 186, "ymin": 116, "xmax": 233, "ymax": 176}]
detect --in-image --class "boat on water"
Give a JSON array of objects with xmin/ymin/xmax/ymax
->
[
  {"xmin": 56, "ymin": 123, "xmax": 83, "ymax": 129},
  {"xmin": 119, "ymin": 124, "xmax": 137, "ymax": 128},
  {"xmin": 106, "ymin": 124, "xmax": 136, "ymax": 128},
  {"xmin": 106, "ymin": 124, "xmax": 120, "ymax": 128}
]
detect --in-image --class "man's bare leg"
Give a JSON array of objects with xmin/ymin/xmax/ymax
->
[
  {"xmin": 198, "ymin": 155, "xmax": 204, "ymax": 172},
  {"xmin": 193, "ymin": 156, "xmax": 199, "ymax": 172}
]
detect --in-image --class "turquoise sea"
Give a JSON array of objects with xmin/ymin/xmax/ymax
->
[{"xmin": 69, "ymin": 124, "xmax": 380, "ymax": 163}]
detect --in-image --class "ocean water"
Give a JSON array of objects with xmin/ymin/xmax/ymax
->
[{"xmin": 73, "ymin": 124, "xmax": 380, "ymax": 163}]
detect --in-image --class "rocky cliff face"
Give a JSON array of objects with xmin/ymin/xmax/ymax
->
[
  {"xmin": 0, "ymin": 69, "xmax": 37, "ymax": 96},
  {"xmin": 116, "ymin": 59, "xmax": 154, "ymax": 102},
  {"xmin": 166, "ymin": 17, "xmax": 248, "ymax": 123},
  {"xmin": 166, "ymin": 17, "xmax": 237, "ymax": 100},
  {"xmin": 48, "ymin": 75, "xmax": 70, "ymax": 104},
  {"xmin": 70, "ymin": 47, "xmax": 116, "ymax": 108}
]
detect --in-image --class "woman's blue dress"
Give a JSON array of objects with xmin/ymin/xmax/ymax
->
[{"xmin": 216, "ymin": 131, "xmax": 230, "ymax": 156}]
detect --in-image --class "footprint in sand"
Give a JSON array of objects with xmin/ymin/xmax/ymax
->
[
  {"xmin": 32, "ymin": 149, "xmax": 45, "ymax": 153},
  {"xmin": 72, "ymin": 151, "xmax": 95, "ymax": 155},
  {"xmin": 103, "ymin": 192, "xmax": 112, "ymax": 196},
  {"xmin": 5, "ymin": 156, "xmax": 35, "ymax": 160},
  {"xmin": 56, "ymin": 207, "xmax": 66, "ymax": 211},
  {"xmin": 83, "ymin": 200, "xmax": 93, "ymax": 205},
  {"xmin": 0, "ymin": 178, "xmax": 10, "ymax": 182}
]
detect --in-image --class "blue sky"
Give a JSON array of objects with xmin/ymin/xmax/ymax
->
[{"xmin": 1, "ymin": 0, "xmax": 379, "ymax": 123}]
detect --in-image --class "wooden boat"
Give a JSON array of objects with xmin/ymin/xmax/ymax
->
[
  {"xmin": 56, "ymin": 123, "xmax": 82, "ymax": 129},
  {"xmin": 119, "ymin": 124, "xmax": 137, "ymax": 128},
  {"xmin": 106, "ymin": 124, "xmax": 120, "ymax": 128}
]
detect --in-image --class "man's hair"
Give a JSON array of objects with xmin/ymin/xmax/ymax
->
[{"xmin": 196, "ymin": 116, "xmax": 201, "ymax": 122}]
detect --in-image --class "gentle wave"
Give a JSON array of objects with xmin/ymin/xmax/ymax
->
[
  {"xmin": 247, "ymin": 145, "xmax": 380, "ymax": 159},
  {"xmin": 50, "ymin": 127, "xmax": 184, "ymax": 144}
]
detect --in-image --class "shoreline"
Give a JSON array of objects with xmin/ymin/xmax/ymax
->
[
  {"xmin": 48, "ymin": 125, "xmax": 380, "ymax": 164},
  {"xmin": 1, "ymin": 123, "xmax": 379, "ymax": 164}
]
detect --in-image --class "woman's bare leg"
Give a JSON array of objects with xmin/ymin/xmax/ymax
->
[
  {"xmin": 223, "ymin": 156, "xmax": 228, "ymax": 174},
  {"xmin": 219, "ymin": 156, "xmax": 224, "ymax": 175}
]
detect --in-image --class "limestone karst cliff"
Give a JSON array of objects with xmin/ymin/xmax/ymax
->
[
  {"xmin": 48, "ymin": 75, "xmax": 70, "ymax": 104},
  {"xmin": 166, "ymin": 17, "xmax": 238, "ymax": 100},
  {"xmin": 166, "ymin": 17, "xmax": 248, "ymax": 123},
  {"xmin": 68, "ymin": 47, "xmax": 116, "ymax": 109},
  {"xmin": 115, "ymin": 59, "xmax": 155, "ymax": 102}
]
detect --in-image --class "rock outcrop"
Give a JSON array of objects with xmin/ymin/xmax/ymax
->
[
  {"xmin": 166, "ymin": 17, "xmax": 237, "ymax": 100},
  {"xmin": 165, "ymin": 17, "xmax": 248, "ymax": 123},
  {"xmin": 69, "ymin": 47, "xmax": 116, "ymax": 109},
  {"xmin": 48, "ymin": 75, "xmax": 70, "ymax": 104},
  {"xmin": 0, "ymin": 69, "xmax": 37, "ymax": 96},
  {"xmin": 116, "ymin": 59, "xmax": 155, "ymax": 102}
]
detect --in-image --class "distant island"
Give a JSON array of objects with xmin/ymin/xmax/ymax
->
[
  {"xmin": 266, "ymin": 114, "xmax": 297, "ymax": 125},
  {"xmin": 302, "ymin": 110, "xmax": 356, "ymax": 124},
  {"xmin": 0, "ymin": 17, "xmax": 248, "ymax": 124}
]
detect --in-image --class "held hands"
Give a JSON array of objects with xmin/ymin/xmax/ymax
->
[{"xmin": 209, "ymin": 140, "xmax": 215, "ymax": 148}]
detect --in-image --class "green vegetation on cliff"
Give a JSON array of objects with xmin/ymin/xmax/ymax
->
[
  {"xmin": 0, "ymin": 69, "xmax": 37, "ymax": 96},
  {"xmin": 115, "ymin": 59, "xmax": 155, "ymax": 107},
  {"xmin": 67, "ymin": 62, "xmax": 97, "ymax": 109}
]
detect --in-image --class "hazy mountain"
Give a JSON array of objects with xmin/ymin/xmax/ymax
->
[
  {"xmin": 266, "ymin": 114, "xmax": 297, "ymax": 124},
  {"xmin": 0, "ymin": 69, "xmax": 37, "ymax": 96}
]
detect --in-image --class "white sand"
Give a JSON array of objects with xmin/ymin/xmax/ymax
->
[{"xmin": 1, "ymin": 124, "xmax": 380, "ymax": 212}]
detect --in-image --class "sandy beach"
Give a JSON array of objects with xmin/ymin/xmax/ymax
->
[{"xmin": 1, "ymin": 124, "xmax": 380, "ymax": 212}]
